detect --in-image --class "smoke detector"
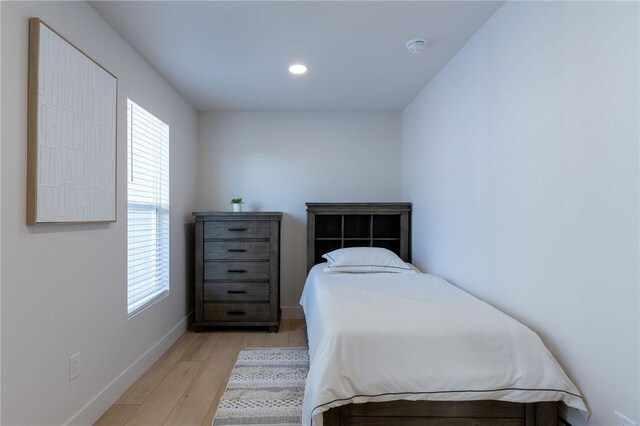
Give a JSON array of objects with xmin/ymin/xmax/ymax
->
[{"xmin": 406, "ymin": 38, "xmax": 428, "ymax": 54}]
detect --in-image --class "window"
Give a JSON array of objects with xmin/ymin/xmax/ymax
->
[{"xmin": 127, "ymin": 99, "xmax": 170, "ymax": 316}]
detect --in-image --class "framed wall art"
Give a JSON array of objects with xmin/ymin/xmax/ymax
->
[{"xmin": 27, "ymin": 18, "xmax": 117, "ymax": 224}]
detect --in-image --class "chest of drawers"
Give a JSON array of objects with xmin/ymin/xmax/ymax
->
[{"xmin": 193, "ymin": 212, "xmax": 282, "ymax": 331}]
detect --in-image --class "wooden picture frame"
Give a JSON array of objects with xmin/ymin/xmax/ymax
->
[{"xmin": 27, "ymin": 18, "xmax": 117, "ymax": 225}]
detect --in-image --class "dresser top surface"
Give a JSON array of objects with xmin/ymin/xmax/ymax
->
[{"xmin": 193, "ymin": 211, "xmax": 283, "ymax": 221}]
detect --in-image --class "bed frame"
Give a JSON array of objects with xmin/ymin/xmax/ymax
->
[
  {"xmin": 306, "ymin": 202, "xmax": 411, "ymax": 271},
  {"xmin": 306, "ymin": 202, "xmax": 558, "ymax": 426}
]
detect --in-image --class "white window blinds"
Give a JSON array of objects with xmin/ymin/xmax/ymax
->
[{"xmin": 127, "ymin": 99, "xmax": 170, "ymax": 316}]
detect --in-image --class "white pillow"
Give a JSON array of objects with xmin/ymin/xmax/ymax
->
[{"xmin": 322, "ymin": 247, "xmax": 414, "ymax": 273}]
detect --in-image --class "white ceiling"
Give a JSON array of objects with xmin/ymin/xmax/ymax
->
[{"xmin": 90, "ymin": 1, "xmax": 504, "ymax": 112}]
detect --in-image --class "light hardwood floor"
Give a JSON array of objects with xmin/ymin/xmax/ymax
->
[{"xmin": 94, "ymin": 320, "xmax": 307, "ymax": 426}]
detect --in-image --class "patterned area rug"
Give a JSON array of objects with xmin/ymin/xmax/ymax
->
[{"xmin": 213, "ymin": 347, "xmax": 309, "ymax": 426}]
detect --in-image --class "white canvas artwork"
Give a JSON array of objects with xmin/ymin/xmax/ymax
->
[{"xmin": 28, "ymin": 19, "xmax": 117, "ymax": 224}]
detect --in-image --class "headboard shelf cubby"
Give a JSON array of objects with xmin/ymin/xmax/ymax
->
[{"xmin": 306, "ymin": 202, "xmax": 411, "ymax": 271}]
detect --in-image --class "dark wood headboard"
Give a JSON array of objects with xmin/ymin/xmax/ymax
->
[{"xmin": 306, "ymin": 202, "xmax": 412, "ymax": 271}]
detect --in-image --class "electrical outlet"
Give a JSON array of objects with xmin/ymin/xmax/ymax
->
[
  {"xmin": 69, "ymin": 352, "xmax": 80, "ymax": 381},
  {"xmin": 615, "ymin": 411, "xmax": 638, "ymax": 426}
]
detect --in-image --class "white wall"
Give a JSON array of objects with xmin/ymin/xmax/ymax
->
[
  {"xmin": 401, "ymin": 2, "xmax": 639, "ymax": 425},
  {"xmin": 1, "ymin": 2, "xmax": 198, "ymax": 424},
  {"xmin": 198, "ymin": 112, "xmax": 401, "ymax": 314}
]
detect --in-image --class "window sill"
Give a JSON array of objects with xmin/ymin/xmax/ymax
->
[{"xmin": 128, "ymin": 289, "xmax": 169, "ymax": 319}]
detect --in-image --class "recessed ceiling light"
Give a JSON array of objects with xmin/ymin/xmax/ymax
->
[
  {"xmin": 406, "ymin": 38, "xmax": 428, "ymax": 54},
  {"xmin": 289, "ymin": 64, "xmax": 308, "ymax": 75}
]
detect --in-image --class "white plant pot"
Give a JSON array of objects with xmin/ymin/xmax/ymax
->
[{"xmin": 232, "ymin": 203, "xmax": 242, "ymax": 212}]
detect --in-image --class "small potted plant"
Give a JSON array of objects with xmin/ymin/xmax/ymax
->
[{"xmin": 231, "ymin": 198, "xmax": 244, "ymax": 212}]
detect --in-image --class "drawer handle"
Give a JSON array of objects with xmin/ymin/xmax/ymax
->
[
  {"xmin": 227, "ymin": 290, "xmax": 246, "ymax": 294},
  {"xmin": 227, "ymin": 249, "xmax": 246, "ymax": 252},
  {"xmin": 227, "ymin": 269, "xmax": 247, "ymax": 273},
  {"xmin": 228, "ymin": 228, "xmax": 247, "ymax": 232},
  {"xmin": 227, "ymin": 311, "xmax": 246, "ymax": 315}
]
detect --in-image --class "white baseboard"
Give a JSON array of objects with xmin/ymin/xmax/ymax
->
[
  {"xmin": 281, "ymin": 306, "xmax": 305, "ymax": 319},
  {"xmin": 65, "ymin": 313, "xmax": 191, "ymax": 425}
]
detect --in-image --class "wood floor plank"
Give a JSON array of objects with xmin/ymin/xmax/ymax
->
[
  {"xmin": 101, "ymin": 321, "xmax": 307, "ymax": 426},
  {"xmin": 118, "ymin": 332, "xmax": 199, "ymax": 404},
  {"xmin": 181, "ymin": 332, "xmax": 221, "ymax": 362},
  {"xmin": 200, "ymin": 358, "xmax": 237, "ymax": 426},
  {"xmin": 200, "ymin": 333, "xmax": 248, "ymax": 426},
  {"xmin": 288, "ymin": 319, "xmax": 307, "ymax": 347},
  {"xmin": 265, "ymin": 319, "xmax": 290, "ymax": 347},
  {"xmin": 165, "ymin": 333, "xmax": 244, "ymax": 426},
  {"xmin": 93, "ymin": 404, "xmax": 139, "ymax": 426},
  {"xmin": 125, "ymin": 360, "xmax": 202, "ymax": 426},
  {"xmin": 242, "ymin": 331, "xmax": 267, "ymax": 348}
]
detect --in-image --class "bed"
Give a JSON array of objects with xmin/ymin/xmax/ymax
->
[{"xmin": 301, "ymin": 202, "xmax": 587, "ymax": 426}]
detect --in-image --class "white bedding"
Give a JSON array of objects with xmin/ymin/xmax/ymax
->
[{"xmin": 300, "ymin": 263, "xmax": 587, "ymax": 426}]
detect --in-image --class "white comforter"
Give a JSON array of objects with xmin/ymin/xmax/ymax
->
[{"xmin": 300, "ymin": 264, "xmax": 587, "ymax": 426}]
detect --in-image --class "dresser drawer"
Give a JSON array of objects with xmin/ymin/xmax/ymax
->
[
  {"xmin": 204, "ymin": 220, "xmax": 270, "ymax": 239},
  {"xmin": 204, "ymin": 282, "xmax": 269, "ymax": 302},
  {"xmin": 204, "ymin": 261, "xmax": 269, "ymax": 281},
  {"xmin": 204, "ymin": 241, "xmax": 270, "ymax": 260},
  {"xmin": 203, "ymin": 302, "xmax": 270, "ymax": 322}
]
